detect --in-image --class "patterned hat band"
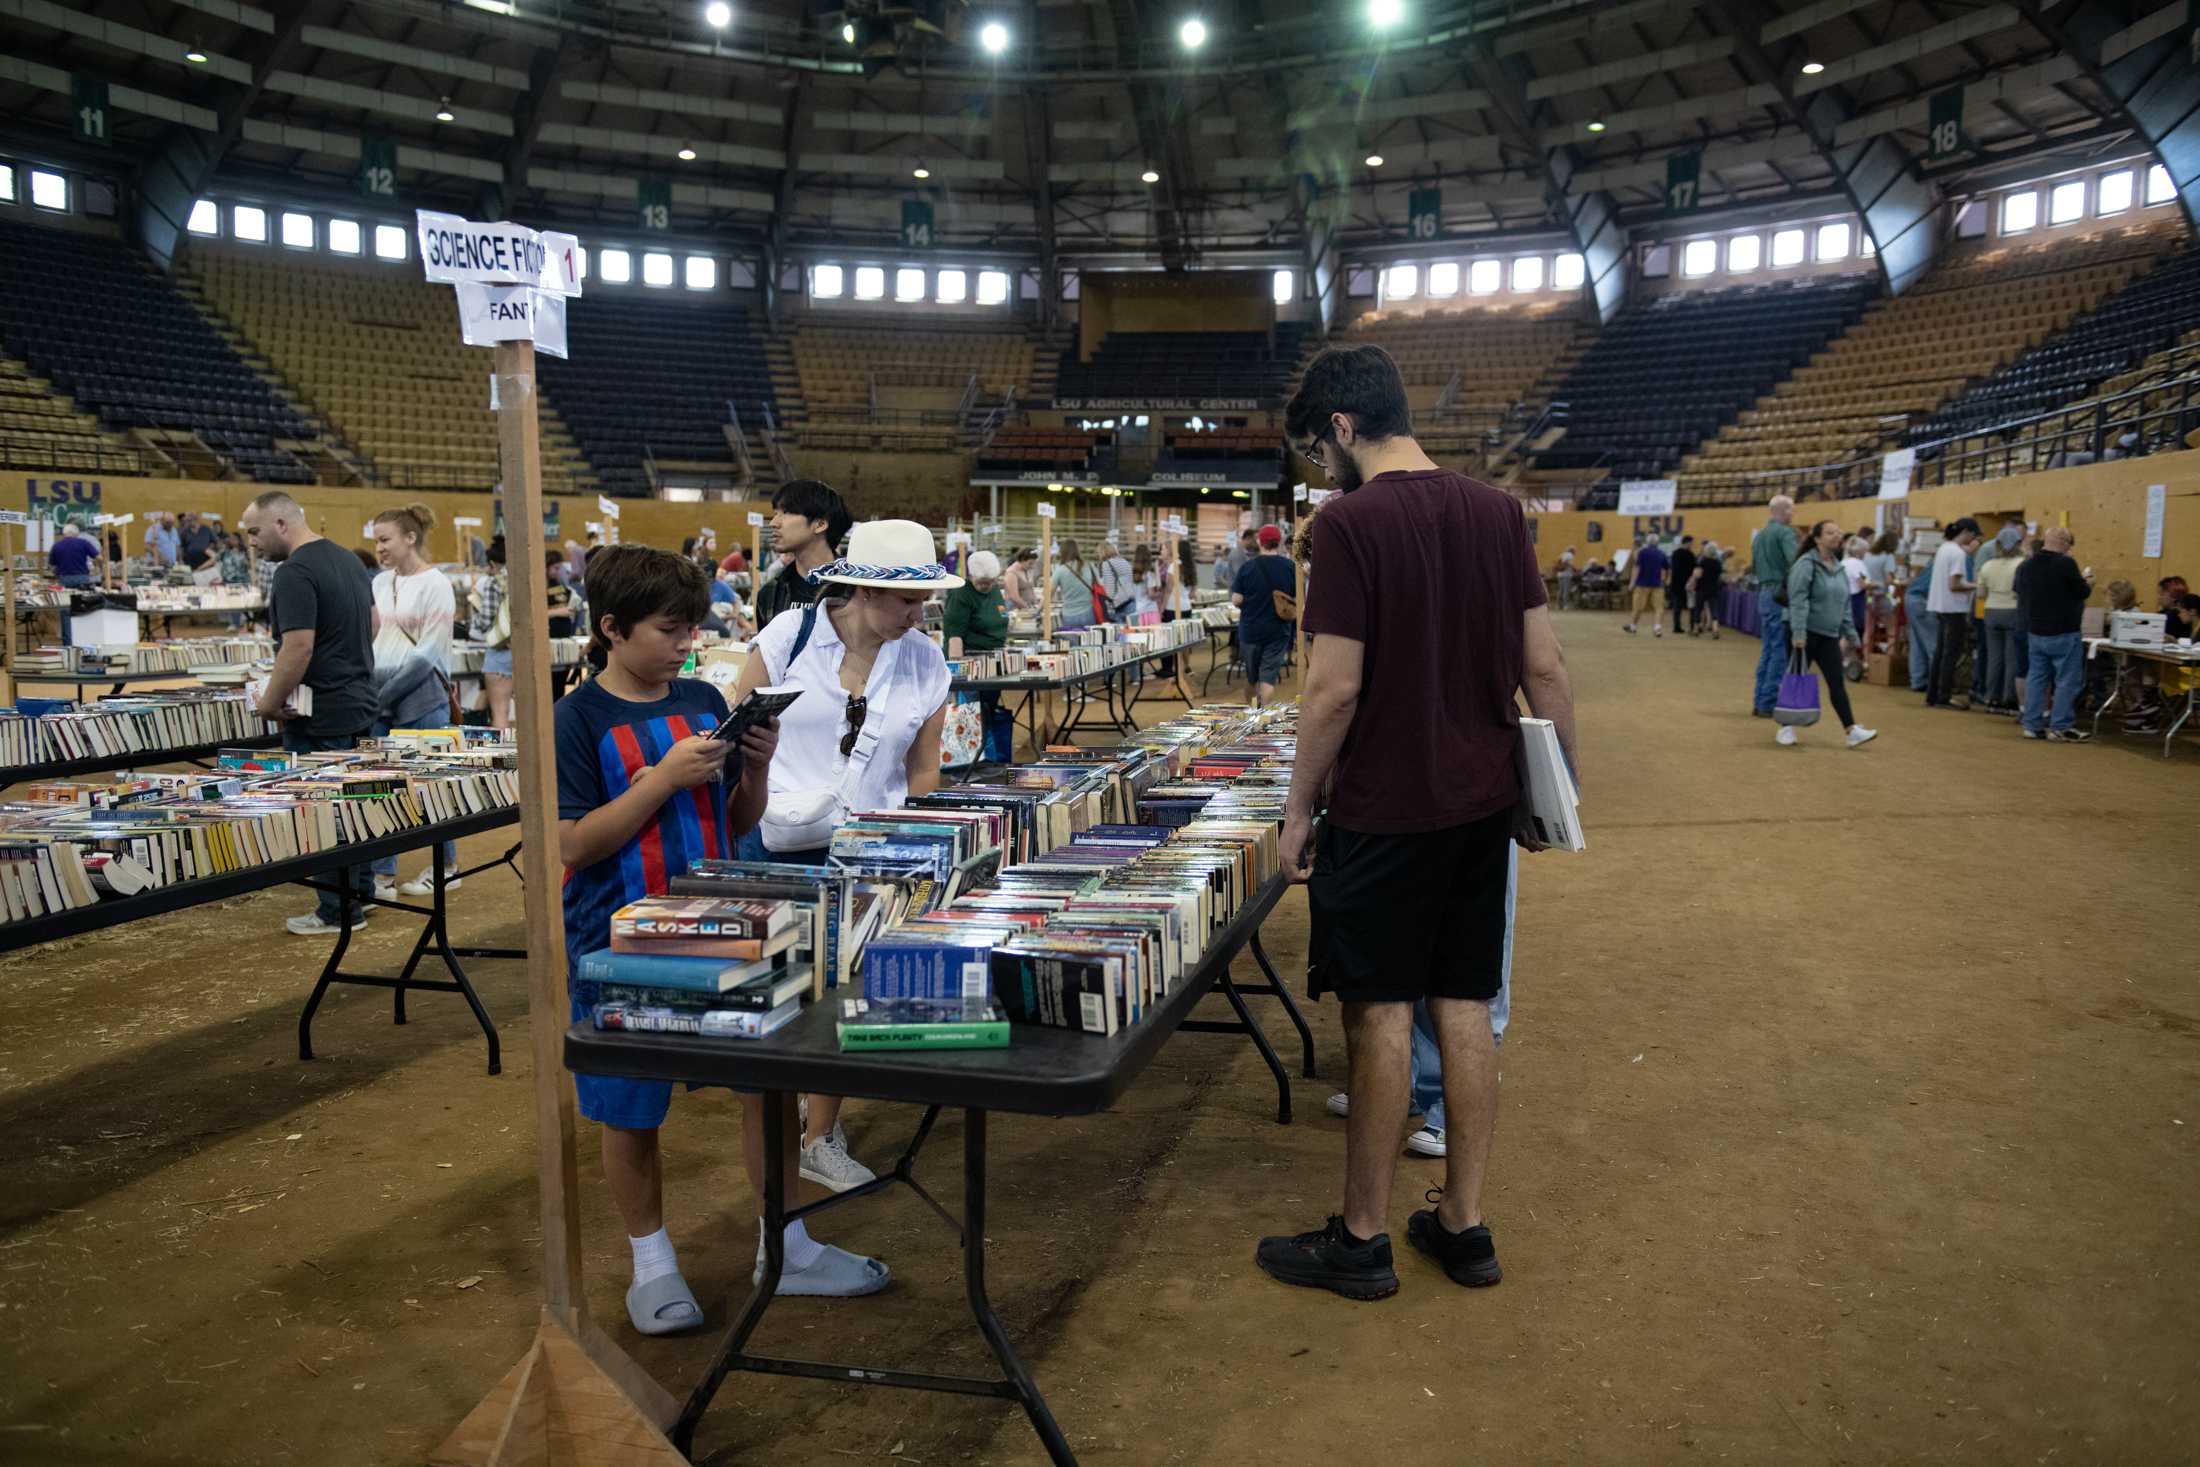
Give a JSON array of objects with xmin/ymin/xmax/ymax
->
[{"xmin": 818, "ymin": 560, "xmax": 952, "ymax": 583}]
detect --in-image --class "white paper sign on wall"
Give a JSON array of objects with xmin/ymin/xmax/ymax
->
[
  {"xmin": 1877, "ymin": 449, "xmax": 1916, "ymax": 501},
  {"xmin": 2143, "ymin": 483, "xmax": 2166, "ymax": 558},
  {"xmin": 1618, "ymin": 480, "xmax": 1678, "ymax": 516}
]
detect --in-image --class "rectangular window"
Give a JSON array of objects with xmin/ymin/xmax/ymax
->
[
  {"xmin": 1426, "ymin": 261, "xmax": 1460, "ymax": 297},
  {"xmin": 2048, "ymin": 179, "xmax": 2085, "ymax": 225},
  {"xmin": 895, "ymin": 265, "xmax": 926, "ymax": 302},
  {"xmin": 29, "ymin": 169, "xmax": 67, "ymax": 213},
  {"xmin": 573, "ymin": 245, "xmax": 588, "ymax": 280},
  {"xmin": 1860, "ymin": 231, "xmax": 1875, "ymax": 257},
  {"xmin": 1271, "ymin": 268, "xmax": 1294, "ymax": 305},
  {"xmin": 2096, "ymin": 169, "xmax": 2134, "ymax": 215},
  {"xmin": 1815, "ymin": 221, "xmax": 1850, "ymax": 261},
  {"xmin": 1727, "ymin": 234, "xmax": 1762, "ymax": 273},
  {"xmin": 599, "ymin": 247, "xmax": 632, "ymax": 284},
  {"xmin": 280, "ymin": 211, "xmax": 315, "ymax": 249},
  {"xmin": 2000, "ymin": 190, "xmax": 2038, "ymax": 234},
  {"xmin": 853, "ymin": 265, "xmax": 885, "ymax": 300},
  {"xmin": 684, "ymin": 254, "xmax": 716, "ymax": 290},
  {"xmin": 1770, "ymin": 228, "xmax": 1806, "ymax": 267},
  {"xmin": 812, "ymin": 263, "xmax": 843, "ymax": 298},
  {"xmin": 1553, "ymin": 253, "xmax": 1584, "ymax": 290},
  {"xmin": 1384, "ymin": 264, "xmax": 1418, "ymax": 300},
  {"xmin": 976, "ymin": 269, "xmax": 1009, "ymax": 304},
  {"xmin": 327, "ymin": 218, "xmax": 361, "ymax": 254},
  {"xmin": 0, "ymin": 164, "xmax": 13, "ymax": 203},
  {"xmin": 187, "ymin": 198, "xmax": 219, "ymax": 235},
  {"xmin": 1511, "ymin": 255, "xmax": 1545, "ymax": 291},
  {"xmin": 1468, "ymin": 258, "xmax": 1502, "ymax": 294},
  {"xmin": 1681, "ymin": 239, "xmax": 1717, "ymax": 277},
  {"xmin": 373, "ymin": 223, "xmax": 407, "ymax": 260},
  {"xmin": 2145, "ymin": 163, "xmax": 2173, "ymax": 206},
  {"xmin": 937, "ymin": 268, "xmax": 967, "ymax": 303},
  {"xmin": 233, "ymin": 203, "xmax": 268, "ymax": 242},
  {"xmin": 642, "ymin": 251, "xmax": 674, "ymax": 287}
]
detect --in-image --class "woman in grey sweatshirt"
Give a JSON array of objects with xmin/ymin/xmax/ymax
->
[{"xmin": 1782, "ymin": 520, "xmax": 1878, "ymax": 749}]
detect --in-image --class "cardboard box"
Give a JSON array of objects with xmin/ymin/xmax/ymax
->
[{"xmin": 1865, "ymin": 651, "xmax": 1896, "ymax": 686}]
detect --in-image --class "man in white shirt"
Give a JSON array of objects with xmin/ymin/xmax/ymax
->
[{"xmin": 1925, "ymin": 518, "xmax": 1980, "ymax": 709}]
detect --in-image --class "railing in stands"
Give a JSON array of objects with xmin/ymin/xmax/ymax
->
[
  {"xmin": 974, "ymin": 389, "xmax": 1018, "ymax": 451},
  {"xmin": 867, "ymin": 370, "xmax": 879, "ymax": 420},
  {"xmin": 955, "ymin": 371, "xmax": 980, "ymax": 429},
  {"xmin": 759, "ymin": 404, "xmax": 796, "ymax": 484},
  {"xmin": 0, "ymin": 434, "xmax": 159, "ymax": 476},
  {"xmin": 724, "ymin": 400, "xmax": 757, "ymax": 486},
  {"xmin": 1435, "ymin": 367, "xmax": 1462, "ymax": 413}
]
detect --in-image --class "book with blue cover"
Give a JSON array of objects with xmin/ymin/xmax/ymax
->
[
  {"xmin": 860, "ymin": 932, "xmax": 1011, "ymax": 1000},
  {"xmin": 578, "ymin": 947, "xmax": 792, "ymax": 994}
]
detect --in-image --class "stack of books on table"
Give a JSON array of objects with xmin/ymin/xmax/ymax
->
[
  {"xmin": 130, "ymin": 586, "xmax": 264, "ymax": 613},
  {"xmin": 0, "ymin": 690, "xmax": 279, "ymax": 768},
  {"xmin": 59, "ymin": 637, "xmax": 275, "ymax": 675},
  {"xmin": 446, "ymin": 637, "xmax": 586, "ymax": 675},
  {"xmin": 582, "ymin": 895, "xmax": 811, "ymax": 1038}
]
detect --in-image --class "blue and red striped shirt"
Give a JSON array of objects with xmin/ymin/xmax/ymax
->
[{"xmin": 555, "ymin": 676, "xmax": 733, "ymax": 993}]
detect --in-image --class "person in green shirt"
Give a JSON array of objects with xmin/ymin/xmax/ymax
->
[
  {"xmin": 1749, "ymin": 494, "xmax": 1800, "ymax": 718},
  {"xmin": 943, "ymin": 550, "xmax": 1009, "ymax": 657}
]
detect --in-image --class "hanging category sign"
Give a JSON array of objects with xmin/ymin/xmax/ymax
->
[
  {"xmin": 1618, "ymin": 480, "xmax": 1678, "ymax": 516},
  {"xmin": 901, "ymin": 200, "xmax": 935, "ymax": 250},
  {"xmin": 638, "ymin": 178, "xmax": 671, "ymax": 232},
  {"xmin": 356, "ymin": 133, "xmax": 398, "ymax": 199},
  {"xmin": 1926, "ymin": 87, "xmax": 1967, "ymax": 162},
  {"xmin": 416, "ymin": 210, "xmax": 584, "ymax": 295},
  {"xmin": 454, "ymin": 283, "xmax": 569, "ymax": 358},
  {"xmin": 1877, "ymin": 448, "xmax": 1916, "ymax": 500},
  {"xmin": 1407, "ymin": 188, "xmax": 1441, "ymax": 241},
  {"xmin": 1665, "ymin": 152, "xmax": 1701, "ymax": 214}
]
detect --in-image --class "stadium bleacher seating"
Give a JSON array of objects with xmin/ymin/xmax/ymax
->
[
  {"xmin": 1055, "ymin": 325, "xmax": 1309, "ymax": 406},
  {"xmin": 1535, "ymin": 278, "xmax": 1873, "ymax": 484},
  {"xmin": 183, "ymin": 243, "xmax": 593, "ymax": 492},
  {"xmin": 1156, "ymin": 427, "xmax": 1279, "ymax": 479},
  {"xmin": 539, "ymin": 297, "xmax": 776, "ymax": 496},
  {"xmin": 0, "ymin": 353, "xmax": 147, "ymax": 475},
  {"xmin": 1329, "ymin": 304, "xmax": 1587, "ymax": 415},
  {"xmin": 972, "ymin": 426, "xmax": 1115, "ymax": 479},
  {"xmin": 793, "ymin": 319, "xmax": 1033, "ymax": 413},
  {"xmin": 0, "ymin": 221, "xmax": 315, "ymax": 484},
  {"xmin": 1909, "ymin": 226, "xmax": 2200, "ymax": 445}
]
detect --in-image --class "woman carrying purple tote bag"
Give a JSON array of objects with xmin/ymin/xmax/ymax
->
[{"xmin": 1777, "ymin": 519, "xmax": 1881, "ymax": 750}]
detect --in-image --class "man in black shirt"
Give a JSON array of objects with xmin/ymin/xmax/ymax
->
[
  {"xmin": 1668, "ymin": 535, "xmax": 1697, "ymax": 635},
  {"xmin": 242, "ymin": 490, "xmax": 378, "ymax": 933},
  {"xmin": 752, "ymin": 479, "xmax": 852, "ymax": 630},
  {"xmin": 2014, "ymin": 526, "xmax": 2092, "ymax": 742}
]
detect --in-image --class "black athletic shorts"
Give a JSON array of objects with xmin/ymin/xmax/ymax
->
[{"xmin": 1307, "ymin": 809, "xmax": 1512, "ymax": 1004}]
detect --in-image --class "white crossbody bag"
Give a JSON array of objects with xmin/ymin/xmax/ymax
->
[{"xmin": 759, "ymin": 605, "xmax": 905, "ymax": 852}]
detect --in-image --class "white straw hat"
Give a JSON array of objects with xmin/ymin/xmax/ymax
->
[{"xmin": 816, "ymin": 519, "xmax": 964, "ymax": 591}]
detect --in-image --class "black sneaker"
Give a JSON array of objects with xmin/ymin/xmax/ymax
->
[
  {"xmin": 1406, "ymin": 1190, "xmax": 1502, "ymax": 1288},
  {"xmin": 2047, "ymin": 728, "xmax": 2093, "ymax": 743},
  {"xmin": 1255, "ymin": 1216, "xmax": 1399, "ymax": 1301}
]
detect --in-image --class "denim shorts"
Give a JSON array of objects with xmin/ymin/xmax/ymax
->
[
  {"xmin": 1246, "ymin": 634, "xmax": 1290, "ymax": 685},
  {"xmin": 482, "ymin": 647, "xmax": 514, "ymax": 677}
]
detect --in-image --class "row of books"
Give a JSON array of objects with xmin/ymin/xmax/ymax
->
[
  {"xmin": 446, "ymin": 637, "xmax": 587, "ymax": 675},
  {"xmin": 951, "ymin": 617, "xmax": 1208, "ymax": 683},
  {"xmin": 130, "ymin": 586, "xmax": 265, "ymax": 613},
  {"xmin": 0, "ymin": 737, "xmax": 522, "ymax": 922},
  {"xmin": 0, "ymin": 690, "xmax": 278, "ymax": 770}
]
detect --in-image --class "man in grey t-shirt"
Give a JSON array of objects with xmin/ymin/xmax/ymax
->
[{"xmin": 243, "ymin": 490, "xmax": 377, "ymax": 935}]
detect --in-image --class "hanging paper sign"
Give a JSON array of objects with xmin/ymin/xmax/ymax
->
[
  {"xmin": 585, "ymin": 521, "xmax": 603, "ymax": 536},
  {"xmin": 1036, "ymin": 502, "xmax": 1057, "ymax": 519},
  {"xmin": 2143, "ymin": 483, "xmax": 2166, "ymax": 558},
  {"xmin": 453, "ymin": 516, "xmax": 483, "ymax": 528},
  {"xmin": 1617, "ymin": 480, "xmax": 1678, "ymax": 516},
  {"xmin": 1308, "ymin": 488, "xmax": 1338, "ymax": 505},
  {"xmin": 416, "ymin": 210, "xmax": 583, "ymax": 296},
  {"xmin": 94, "ymin": 512, "xmax": 135, "ymax": 526},
  {"xmin": 454, "ymin": 282, "xmax": 569, "ymax": 358},
  {"xmin": 747, "ymin": 511, "xmax": 766, "ymax": 527},
  {"xmin": 597, "ymin": 495, "xmax": 622, "ymax": 519},
  {"xmin": 1877, "ymin": 448, "xmax": 1915, "ymax": 500},
  {"xmin": 0, "ymin": 511, "xmax": 29, "ymax": 526},
  {"xmin": 1292, "ymin": 483, "xmax": 1308, "ymax": 502}
]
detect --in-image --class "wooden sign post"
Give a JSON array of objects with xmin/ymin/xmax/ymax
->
[
  {"xmin": 1037, "ymin": 500, "xmax": 1057, "ymax": 639},
  {"xmin": 747, "ymin": 510, "xmax": 766, "ymax": 628},
  {"xmin": 417, "ymin": 211, "xmax": 684, "ymax": 1467},
  {"xmin": 454, "ymin": 514, "xmax": 484, "ymax": 566},
  {"xmin": 0, "ymin": 512, "xmax": 23, "ymax": 704}
]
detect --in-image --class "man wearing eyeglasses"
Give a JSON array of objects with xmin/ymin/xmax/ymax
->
[{"xmin": 1257, "ymin": 343, "xmax": 1577, "ymax": 1304}]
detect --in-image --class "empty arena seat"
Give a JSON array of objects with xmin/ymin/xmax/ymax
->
[
  {"xmin": 1054, "ymin": 325, "xmax": 1308, "ymax": 406},
  {"xmin": 0, "ymin": 220, "xmax": 315, "ymax": 484},
  {"xmin": 973, "ymin": 426, "xmax": 1115, "ymax": 477}
]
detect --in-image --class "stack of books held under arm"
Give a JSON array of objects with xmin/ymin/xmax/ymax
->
[{"xmin": 0, "ymin": 737, "xmax": 521, "ymax": 921}]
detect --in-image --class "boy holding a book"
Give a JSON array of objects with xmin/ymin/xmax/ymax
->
[{"xmin": 557, "ymin": 546, "xmax": 889, "ymax": 1338}]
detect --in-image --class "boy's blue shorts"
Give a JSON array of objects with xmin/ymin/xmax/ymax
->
[{"xmin": 571, "ymin": 994, "xmax": 678, "ymax": 1129}]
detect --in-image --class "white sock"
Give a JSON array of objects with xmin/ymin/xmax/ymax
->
[
  {"xmin": 628, "ymin": 1227, "xmax": 678, "ymax": 1287},
  {"xmin": 759, "ymin": 1215, "xmax": 826, "ymax": 1271}
]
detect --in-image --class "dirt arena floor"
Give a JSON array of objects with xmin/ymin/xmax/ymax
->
[{"xmin": 2, "ymin": 608, "xmax": 2194, "ymax": 1466}]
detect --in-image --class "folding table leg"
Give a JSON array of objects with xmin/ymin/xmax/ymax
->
[
  {"xmin": 1216, "ymin": 974, "xmax": 1292, "ymax": 1125},
  {"xmin": 427, "ymin": 844, "xmax": 502, "ymax": 1075},
  {"xmin": 295, "ymin": 912, "xmax": 358, "ymax": 1062},
  {"xmin": 1248, "ymin": 931, "xmax": 1318, "ymax": 1079},
  {"xmin": 672, "ymin": 1090, "xmax": 787, "ymax": 1457},
  {"xmin": 964, "ymin": 1109, "xmax": 1077, "ymax": 1466}
]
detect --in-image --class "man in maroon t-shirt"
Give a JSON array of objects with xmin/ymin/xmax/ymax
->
[{"xmin": 1256, "ymin": 344, "xmax": 1578, "ymax": 1302}]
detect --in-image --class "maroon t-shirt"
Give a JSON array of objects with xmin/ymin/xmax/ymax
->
[{"xmin": 1303, "ymin": 468, "xmax": 1546, "ymax": 833}]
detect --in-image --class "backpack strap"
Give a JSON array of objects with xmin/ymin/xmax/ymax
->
[{"xmin": 786, "ymin": 601, "xmax": 820, "ymax": 668}]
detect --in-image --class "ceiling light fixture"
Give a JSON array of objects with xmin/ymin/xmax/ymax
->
[
  {"xmin": 913, "ymin": 166, "xmax": 930, "ymax": 179},
  {"xmin": 1586, "ymin": 119, "xmax": 1606, "ymax": 133},
  {"xmin": 435, "ymin": 99, "xmax": 455, "ymax": 122},
  {"xmin": 678, "ymin": 145, "xmax": 698, "ymax": 160},
  {"xmin": 1141, "ymin": 169, "xmax": 1161, "ymax": 184},
  {"xmin": 1178, "ymin": 17, "xmax": 1207, "ymax": 49},
  {"xmin": 842, "ymin": 20, "xmax": 856, "ymax": 42},
  {"xmin": 184, "ymin": 46, "xmax": 209, "ymax": 63},
  {"xmin": 1367, "ymin": 0, "xmax": 1403, "ymax": 28},
  {"xmin": 1800, "ymin": 60, "xmax": 1825, "ymax": 75},
  {"xmin": 704, "ymin": 1, "xmax": 731, "ymax": 26},
  {"xmin": 1365, "ymin": 153, "xmax": 1384, "ymax": 167},
  {"xmin": 979, "ymin": 20, "xmax": 1009, "ymax": 54}
]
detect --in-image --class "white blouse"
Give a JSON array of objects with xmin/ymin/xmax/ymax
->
[{"xmin": 755, "ymin": 599, "xmax": 951, "ymax": 816}]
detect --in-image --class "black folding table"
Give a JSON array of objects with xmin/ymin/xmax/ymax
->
[{"xmin": 565, "ymin": 871, "xmax": 1309, "ymax": 1464}]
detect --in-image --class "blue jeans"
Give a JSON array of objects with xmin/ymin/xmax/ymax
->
[
  {"xmin": 1752, "ymin": 588, "xmax": 1788, "ymax": 713},
  {"xmin": 1907, "ymin": 595, "xmax": 1937, "ymax": 690},
  {"xmin": 1408, "ymin": 845, "xmax": 1515, "ymax": 1132},
  {"xmin": 2022, "ymin": 632, "xmax": 2084, "ymax": 733},
  {"xmin": 284, "ymin": 726, "xmax": 373, "ymax": 924}
]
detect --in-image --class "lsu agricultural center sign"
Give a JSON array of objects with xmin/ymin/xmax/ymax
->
[{"xmin": 416, "ymin": 210, "xmax": 582, "ymax": 358}]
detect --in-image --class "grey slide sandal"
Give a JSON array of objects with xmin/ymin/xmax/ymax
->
[
  {"xmin": 626, "ymin": 1272, "xmax": 705, "ymax": 1335},
  {"xmin": 754, "ymin": 1245, "xmax": 892, "ymax": 1297}
]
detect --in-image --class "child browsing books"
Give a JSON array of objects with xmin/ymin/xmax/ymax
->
[{"xmin": 556, "ymin": 546, "xmax": 888, "ymax": 1338}]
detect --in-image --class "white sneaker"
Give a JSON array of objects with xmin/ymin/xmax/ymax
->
[
  {"xmin": 1404, "ymin": 1125, "xmax": 1448, "ymax": 1158},
  {"xmin": 1844, "ymin": 726, "xmax": 1879, "ymax": 749},
  {"xmin": 1775, "ymin": 725, "xmax": 1798, "ymax": 746},
  {"xmin": 1325, "ymin": 1093, "xmax": 1350, "ymax": 1118},
  {"xmin": 1652, "ymin": 625, "xmax": 1663, "ymax": 637},
  {"xmin": 799, "ymin": 1122, "xmax": 877, "ymax": 1194},
  {"xmin": 286, "ymin": 911, "xmax": 366, "ymax": 937},
  {"xmin": 372, "ymin": 877, "xmax": 397, "ymax": 902},
  {"xmin": 396, "ymin": 873, "xmax": 461, "ymax": 897}
]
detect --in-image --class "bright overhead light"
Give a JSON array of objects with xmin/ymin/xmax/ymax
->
[
  {"xmin": 184, "ymin": 47, "xmax": 209, "ymax": 63},
  {"xmin": 704, "ymin": 1, "xmax": 731, "ymax": 26},
  {"xmin": 461, "ymin": 0, "xmax": 515, "ymax": 13},
  {"xmin": 1141, "ymin": 169, "xmax": 1161, "ymax": 184},
  {"xmin": 678, "ymin": 145, "xmax": 698, "ymax": 161},
  {"xmin": 841, "ymin": 20, "xmax": 856, "ymax": 42},
  {"xmin": 1586, "ymin": 119, "xmax": 1606, "ymax": 133},
  {"xmin": 1178, "ymin": 17, "xmax": 1207, "ymax": 49},
  {"xmin": 1365, "ymin": 154, "xmax": 1384, "ymax": 168},
  {"xmin": 913, "ymin": 166, "xmax": 930, "ymax": 179},
  {"xmin": 979, "ymin": 20, "xmax": 1009, "ymax": 53},
  {"xmin": 435, "ymin": 100, "xmax": 455, "ymax": 122},
  {"xmin": 1800, "ymin": 60, "xmax": 1825, "ymax": 75},
  {"xmin": 1367, "ymin": 0, "xmax": 1403, "ymax": 28}
]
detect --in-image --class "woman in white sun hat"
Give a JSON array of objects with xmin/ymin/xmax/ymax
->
[{"xmin": 725, "ymin": 518, "xmax": 960, "ymax": 1218}]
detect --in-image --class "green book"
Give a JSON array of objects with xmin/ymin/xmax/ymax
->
[{"xmin": 836, "ymin": 997, "xmax": 1009, "ymax": 1051}]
